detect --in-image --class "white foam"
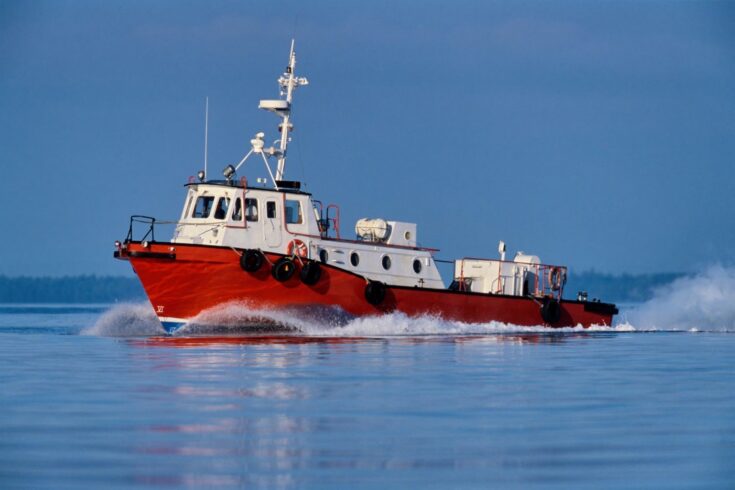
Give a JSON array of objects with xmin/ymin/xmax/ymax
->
[
  {"xmin": 623, "ymin": 265, "xmax": 735, "ymax": 332},
  {"xmin": 176, "ymin": 301, "xmax": 353, "ymax": 336},
  {"xmin": 82, "ymin": 302, "xmax": 165, "ymax": 337},
  {"xmin": 300, "ymin": 313, "xmax": 632, "ymax": 337},
  {"xmin": 174, "ymin": 300, "xmax": 629, "ymax": 337}
]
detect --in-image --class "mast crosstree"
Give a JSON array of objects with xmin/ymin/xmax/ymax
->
[
  {"xmin": 230, "ymin": 40, "xmax": 308, "ymax": 186},
  {"xmin": 258, "ymin": 39, "xmax": 309, "ymax": 182}
]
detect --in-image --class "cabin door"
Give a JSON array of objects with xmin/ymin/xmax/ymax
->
[{"xmin": 264, "ymin": 199, "xmax": 282, "ymax": 248}]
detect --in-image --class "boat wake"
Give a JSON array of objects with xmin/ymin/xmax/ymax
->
[
  {"xmin": 85, "ymin": 266, "xmax": 735, "ymax": 337},
  {"xmin": 621, "ymin": 265, "xmax": 735, "ymax": 332},
  {"xmin": 178, "ymin": 302, "xmax": 633, "ymax": 337},
  {"xmin": 83, "ymin": 301, "xmax": 624, "ymax": 338},
  {"xmin": 82, "ymin": 303, "xmax": 165, "ymax": 337}
]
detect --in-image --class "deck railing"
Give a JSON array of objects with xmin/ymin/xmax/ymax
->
[{"xmin": 125, "ymin": 215, "xmax": 157, "ymax": 243}]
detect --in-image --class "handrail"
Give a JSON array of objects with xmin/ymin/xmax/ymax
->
[
  {"xmin": 458, "ymin": 256, "xmax": 567, "ymax": 270},
  {"xmin": 126, "ymin": 215, "xmax": 157, "ymax": 243},
  {"xmin": 326, "ymin": 204, "xmax": 340, "ymax": 239},
  {"xmin": 289, "ymin": 232, "xmax": 440, "ymax": 253}
]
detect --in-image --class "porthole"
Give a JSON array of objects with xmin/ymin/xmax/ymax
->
[
  {"xmin": 350, "ymin": 252, "xmax": 360, "ymax": 267},
  {"xmin": 382, "ymin": 255, "xmax": 392, "ymax": 270},
  {"xmin": 413, "ymin": 259, "xmax": 422, "ymax": 274},
  {"xmin": 404, "ymin": 231, "xmax": 412, "ymax": 241},
  {"xmin": 319, "ymin": 249, "xmax": 329, "ymax": 264}
]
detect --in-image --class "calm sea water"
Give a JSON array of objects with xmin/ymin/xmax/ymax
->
[{"xmin": 1, "ymin": 300, "xmax": 734, "ymax": 489}]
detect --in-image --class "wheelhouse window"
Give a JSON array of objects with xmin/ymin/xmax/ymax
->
[
  {"xmin": 192, "ymin": 196, "xmax": 215, "ymax": 218},
  {"xmin": 266, "ymin": 201, "xmax": 276, "ymax": 219},
  {"xmin": 285, "ymin": 199, "xmax": 303, "ymax": 224},
  {"xmin": 245, "ymin": 198, "xmax": 258, "ymax": 222},
  {"xmin": 232, "ymin": 198, "xmax": 242, "ymax": 222},
  {"xmin": 214, "ymin": 197, "xmax": 230, "ymax": 220}
]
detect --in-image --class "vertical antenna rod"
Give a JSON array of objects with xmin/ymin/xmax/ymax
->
[
  {"xmin": 204, "ymin": 96, "xmax": 209, "ymax": 179},
  {"xmin": 275, "ymin": 40, "xmax": 309, "ymax": 181},
  {"xmin": 275, "ymin": 41, "xmax": 296, "ymax": 181}
]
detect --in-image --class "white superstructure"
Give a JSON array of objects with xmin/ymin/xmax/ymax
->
[
  {"xmin": 166, "ymin": 41, "xmax": 558, "ymax": 296},
  {"xmin": 171, "ymin": 182, "xmax": 443, "ymax": 288}
]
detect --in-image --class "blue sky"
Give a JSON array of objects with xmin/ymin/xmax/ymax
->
[{"xmin": 1, "ymin": 0, "xmax": 734, "ymax": 277}]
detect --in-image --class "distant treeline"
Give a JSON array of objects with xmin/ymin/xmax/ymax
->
[
  {"xmin": 565, "ymin": 271, "xmax": 684, "ymax": 303},
  {"xmin": 0, "ymin": 272, "xmax": 684, "ymax": 304},
  {"xmin": 0, "ymin": 275, "xmax": 145, "ymax": 303}
]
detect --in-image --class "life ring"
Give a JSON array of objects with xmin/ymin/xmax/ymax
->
[
  {"xmin": 548, "ymin": 267, "xmax": 566, "ymax": 291},
  {"xmin": 240, "ymin": 249, "xmax": 264, "ymax": 272},
  {"xmin": 540, "ymin": 297, "xmax": 561, "ymax": 324},
  {"xmin": 365, "ymin": 280, "xmax": 386, "ymax": 306},
  {"xmin": 287, "ymin": 239, "xmax": 308, "ymax": 258},
  {"xmin": 272, "ymin": 257, "xmax": 296, "ymax": 282},
  {"xmin": 300, "ymin": 261, "xmax": 321, "ymax": 285}
]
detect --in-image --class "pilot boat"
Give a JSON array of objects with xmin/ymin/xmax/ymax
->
[{"xmin": 114, "ymin": 41, "xmax": 618, "ymax": 334}]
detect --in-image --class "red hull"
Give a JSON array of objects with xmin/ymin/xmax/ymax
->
[{"xmin": 118, "ymin": 242, "xmax": 616, "ymax": 329}]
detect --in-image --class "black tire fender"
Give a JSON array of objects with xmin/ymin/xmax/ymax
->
[
  {"xmin": 540, "ymin": 297, "xmax": 561, "ymax": 324},
  {"xmin": 300, "ymin": 261, "xmax": 322, "ymax": 285},
  {"xmin": 272, "ymin": 257, "xmax": 296, "ymax": 282},
  {"xmin": 365, "ymin": 280, "xmax": 386, "ymax": 306},
  {"xmin": 240, "ymin": 249, "xmax": 264, "ymax": 273}
]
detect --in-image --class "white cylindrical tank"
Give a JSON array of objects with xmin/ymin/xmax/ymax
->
[
  {"xmin": 355, "ymin": 218, "xmax": 390, "ymax": 241},
  {"xmin": 514, "ymin": 252, "xmax": 541, "ymax": 265}
]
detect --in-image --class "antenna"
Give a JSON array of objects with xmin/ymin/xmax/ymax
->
[
  {"xmin": 235, "ymin": 41, "xmax": 308, "ymax": 188},
  {"xmin": 204, "ymin": 97, "xmax": 209, "ymax": 179},
  {"xmin": 258, "ymin": 39, "xmax": 309, "ymax": 182},
  {"xmin": 276, "ymin": 40, "xmax": 296, "ymax": 181}
]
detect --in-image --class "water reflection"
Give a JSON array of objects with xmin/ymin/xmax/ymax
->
[
  {"xmin": 132, "ymin": 332, "xmax": 610, "ymax": 349},
  {"xmin": 124, "ymin": 335, "xmax": 329, "ymax": 486},
  {"xmin": 119, "ymin": 331, "xmax": 625, "ymax": 487},
  {"xmin": 134, "ymin": 335, "xmax": 371, "ymax": 348},
  {"xmin": 169, "ymin": 382, "xmax": 309, "ymax": 401}
]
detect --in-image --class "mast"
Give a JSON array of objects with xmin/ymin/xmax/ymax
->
[
  {"xmin": 203, "ymin": 96, "xmax": 209, "ymax": 179},
  {"xmin": 276, "ymin": 41, "xmax": 296, "ymax": 181},
  {"xmin": 259, "ymin": 40, "xmax": 309, "ymax": 182},
  {"xmin": 232, "ymin": 41, "xmax": 309, "ymax": 188}
]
